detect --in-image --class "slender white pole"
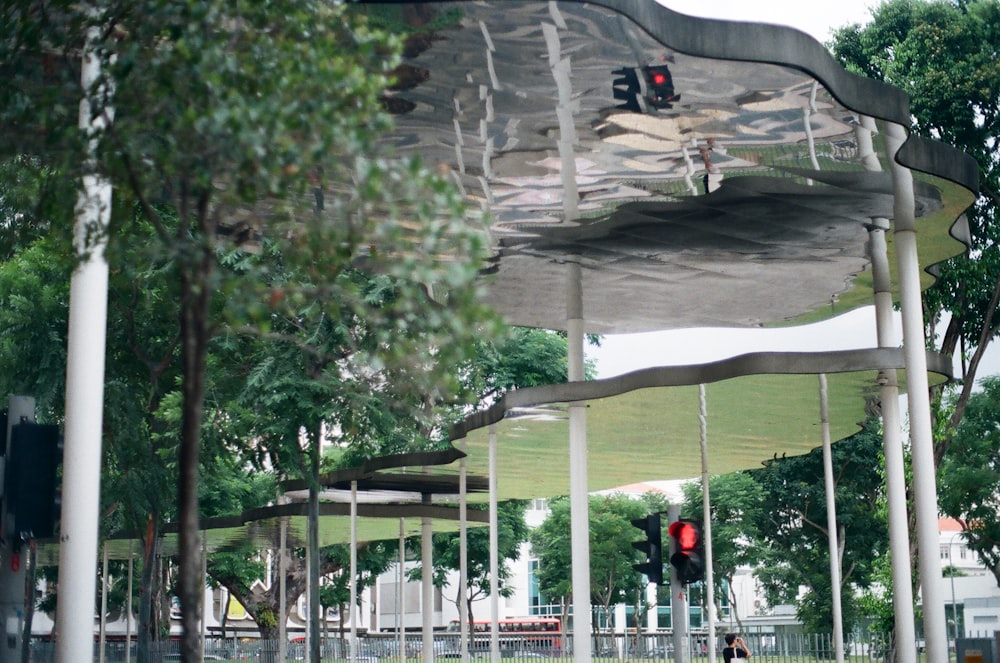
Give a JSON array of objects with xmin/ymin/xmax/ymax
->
[
  {"xmin": 56, "ymin": 18, "xmax": 112, "ymax": 663},
  {"xmin": 396, "ymin": 518, "xmax": 406, "ymax": 663},
  {"xmin": 351, "ymin": 481, "xmax": 359, "ymax": 663},
  {"xmin": 279, "ymin": 503, "xmax": 287, "ymax": 663},
  {"xmin": 884, "ymin": 121, "xmax": 948, "ymax": 663},
  {"xmin": 858, "ymin": 115, "xmax": 917, "ymax": 663},
  {"xmin": 126, "ymin": 542, "xmax": 134, "ymax": 663},
  {"xmin": 398, "ymin": 519, "xmax": 406, "ymax": 663},
  {"xmin": 99, "ymin": 543, "xmax": 108, "ymax": 663},
  {"xmin": 489, "ymin": 425, "xmax": 500, "ymax": 663},
  {"xmin": 201, "ymin": 534, "xmax": 207, "ymax": 643},
  {"xmin": 421, "ymin": 512, "xmax": 433, "ymax": 663},
  {"xmin": 819, "ymin": 375, "xmax": 845, "ymax": 663},
  {"xmin": 567, "ymin": 258, "xmax": 591, "ymax": 663},
  {"xmin": 305, "ymin": 542, "xmax": 312, "ymax": 657},
  {"xmin": 460, "ymin": 439, "xmax": 469, "ymax": 663},
  {"xmin": 698, "ymin": 386, "xmax": 715, "ymax": 663}
]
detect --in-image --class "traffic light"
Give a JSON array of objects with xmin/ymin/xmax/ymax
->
[
  {"xmin": 612, "ymin": 67, "xmax": 642, "ymax": 112},
  {"xmin": 612, "ymin": 64, "xmax": 682, "ymax": 113},
  {"xmin": 631, "ymin": 513, "xmax": 663, "ymax": 585},
  {"xmin": 4, "ymin": 421, "xmax": 62, "ymax": 541},
  {"xmin": 668, "ymin": 518, "xmax": 705, "ymax": 584},
  {"xmin": 641, "ymin": 65, "xmax": 680, "ymax": 109}
]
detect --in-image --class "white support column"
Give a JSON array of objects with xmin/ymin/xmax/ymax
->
[
  {"xmin": 351, "ymin": 481, "xmax": 359, "ymax": 663},
  {"xmin": 489, "ymin": 425, "xmax": 500, "ymax": 663},
  {"xmin": 460, "ymin": 439, "xmax": 469, "ymax": 663},
  {"xmin": 819, "ymin": 375, "xmax": 845, "ymax": 663},
  {"xmin": 567, "ymin": 258, "xmax": 591, "ymax": 663},
  {"xmin": 56, "ymin": 19, "xmax": 112, "ymax": 663},
  {"xmin": 280, "ymin": 505, "xmax": 287, "ymax": 663},
  {"xmin": 858, "ymin": 115, "xmax": 917, "ymax": 663},
  {"xmin": 99, "ymin": 543, "xmax": 109, "ymax": 663},
  {"xmin": 422, "ymin": 513, "xmax": 434, "ymax": 663},
  {"xmin": 126, "ymin": 542, "xmax": 134, "ymax": 663},
  {"xmin": 698, "ymin": 386, "xmax": 716, "ymax": 663},
  {"xmin": 884, "ymin": 121, "xmax": 948, "ymax": 663},
  {"xmin": 398, "ymin": 519, "xmax": 406, "ymax": 663}
]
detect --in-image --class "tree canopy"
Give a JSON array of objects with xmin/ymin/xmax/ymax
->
[
  {"xmin": 1, "ymin": 2, "xmax": 500, "ymax": 660},
  {"xmin": 832, "ymin": 0, "xmax": 1000, "ymax": 457},
  {"xmin": 938, "ymin": 376, "xmax": 1000, "ymax": 587}
]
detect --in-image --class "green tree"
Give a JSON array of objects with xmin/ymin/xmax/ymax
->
[
  {"xmin": 3, "ymin": 5, "xmax": 496, "ymax": 662},
  {"xmin": 938, "ymin": 376, "xmax": 1000, "ymax": 587},
  {"xmin": 411, "ymin": 500, "xmax": 529, "ymax": 640},
  {"xmin": 832, "ymin": 0, "xmax": 1000, "ymax": 461},
  {"xmin": 588, "ymin": 494, "xmax": 651, "ymax": 633},
  {"xmin": 680, "ymin": 472, "xmax": 766, "ymax": 630},
  {"xmin": 0, "ymin": 217, "xmax": 186, "ymax": 655},
  {"xmin": 530, "ymin": 493, "xmax": 664, "ymax": 636},
  {"xmin": 745, "ymin": 419, "xmax": 888, "ymax": 634}
]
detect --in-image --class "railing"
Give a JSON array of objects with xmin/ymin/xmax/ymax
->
[{"xmin": 27, "ymin": 629, "xmax": 992, "ymax": 663}]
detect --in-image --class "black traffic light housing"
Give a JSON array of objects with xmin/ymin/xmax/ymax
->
[
  {"xmin": 4, "ymin": 420, "xmax": 62, "ymax": 542},
  {"xmin": 612, "ymin": 67, "xmax": 642, "ymax": 113},
  {"xmin": 612, "ymin": 64, "xmax": 681, "ymax": 113},
  {"xmin": 631, "ymin": 513, "xmax": 663, "ymax": 585},
  {"xmin": 642, "ymin": 65, "xmax": 680, "ymax": 109},
  {"xmin": 668, "ymin": 518, "xmax": 705, "ymax": 584}
]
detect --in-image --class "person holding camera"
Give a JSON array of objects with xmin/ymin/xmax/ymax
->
[{"xmin": 723, "ymin": 634, "xmax": 752, "ymax": 663}]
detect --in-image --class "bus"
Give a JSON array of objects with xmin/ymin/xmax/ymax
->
[{"xmin": 445, "ymin": 617, "xmax": 562, "ymax": 652}]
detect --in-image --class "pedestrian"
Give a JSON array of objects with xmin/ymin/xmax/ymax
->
[{"xmin": 723, "ymin": 634, "xmax": 751, "ymax": 663}]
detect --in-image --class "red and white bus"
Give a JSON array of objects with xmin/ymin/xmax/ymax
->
[{"xmin": 446, "ymin": 617, "xmax": 562, "ymax": 651}]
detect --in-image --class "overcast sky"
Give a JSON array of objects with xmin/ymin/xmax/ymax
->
[
  {"xmin": 589, "ymin": 1, "xmax": 998, "ymax": 382},
  {"xmin": 657, "ymin": 0, "xmax": 878, "ymax": 42}
]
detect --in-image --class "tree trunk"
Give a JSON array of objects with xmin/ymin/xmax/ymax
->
[
  {"xmin": 257, "ymin": 624, "xmax": 282, "ymax": 663},
  {"xmin": 177, "ymin": 196, "xmax": 217, "ymax": 663},
  {"xmin": 137, "ymin": 520, "xmax": 161, "ymax": 663}
]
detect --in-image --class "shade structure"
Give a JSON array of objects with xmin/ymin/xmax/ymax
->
[
  {"xmin": 39, "ymin": 0, "xmax": 978, "ymax": 562},
  {"xmin": 451, "ymin": 347, "xmax": 951, "ymax": 501},
  {"xmin": 361, "ymin": 0, "xmax": 977, "ymax": 333}
]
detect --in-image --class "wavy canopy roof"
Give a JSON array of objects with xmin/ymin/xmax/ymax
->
[
  {"xmin": 373, "ymin": 0, "xmax": 976, "ymax": 332},
  {"xmin": 65, "ymin": 0, "xmax": 978, "ymax": 558}
]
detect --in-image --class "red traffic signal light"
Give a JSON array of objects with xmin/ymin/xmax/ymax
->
[{"xmin": 668, "ymin": 519, "xmax": 705, "ymax": 584}]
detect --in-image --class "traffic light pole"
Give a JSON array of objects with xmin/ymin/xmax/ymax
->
[
  {"xmin": 0, "ymin": 395, "xmax": 35, "ymax": 663},
  {"xmin": 668, "ymin": 505, "xmax": 687, "ymax": 663}
]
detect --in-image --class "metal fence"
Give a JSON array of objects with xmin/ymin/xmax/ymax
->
[{"xmin": 27, "ymin": 629, "xmax": 997, "ymax": 663}]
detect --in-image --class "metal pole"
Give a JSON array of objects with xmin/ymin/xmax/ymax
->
[
  {"xmin": 459, "ymin": 438, "xmax": 469, "ymax": 663},
  {"xmin": 126, "ymin": 542, "xmax": 133, "ymax": 663},
  {"xmin": 279, "ymin": 501, "xmax": 287, "ymax": 663},
  {"xmin": 421, "ymin": 511, "xmax": 433, "ymax": 663},
  {"xmin": 99, "ymin": 544, "xmax": 109, "ymax": 663},
  {"xmin": 0, "ymin": 396, "xmax": 33, "ymax": 663},
  {"xmin": 668, "ymin": 504, "xmax": 686, "ymax": 663},
  {"xmin": 56, "ymin": 16, "xmax": 112, "ymax": 663},
  {"xmin": 819, "ymin": 375, "xmax": 845, "ymax": 663},
  {"xmin": 351, "ymin": 481, "xmax": 359, "ymax": 663},
  {"xmin": 949, "ymin": 531, "xmax": 962, "ymax": 644},
  {"xmin": 567, "ymin": 258, "xmax": 592, "ymax": 663},
  {"xmin": 859, "ymin": 115, "xmax": 917, "ymax": 663},
  {"xmin": 489, "ymin": 425, "xmax": 500, "ymax": 663},
  {"xmin": 698, "ymin": 386, "xmax": 716, "ymax": 663},
  {"xmin": 884, "ymin": 121, "xmax": 949, "ymax": 663},
  {"xmin": 398, "ymin": 519, "xmax": 405, "ymax": 663}
]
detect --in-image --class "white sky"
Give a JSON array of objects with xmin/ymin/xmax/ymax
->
[
  {"xmin": 657, "ymin": 0, "xmax": 878, "ymax": 42},
  {"xmin": 589, "ymin": 1, "xmax": 999, "ymax": 382}
]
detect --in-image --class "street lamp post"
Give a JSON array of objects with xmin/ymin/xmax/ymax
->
[{"xmin": 948, "ymin": 531, "xmax": 963, "ymax": 647}]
